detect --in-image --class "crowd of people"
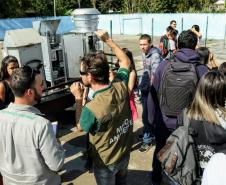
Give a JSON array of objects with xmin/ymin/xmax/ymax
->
[{"xmin": 0, "ymin": 20, "xmax": 225, "ymax": 185}]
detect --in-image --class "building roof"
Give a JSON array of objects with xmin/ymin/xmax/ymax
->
[{"xmin": 214, "ymin": 0, "xmax": 225, "ymax": 5}]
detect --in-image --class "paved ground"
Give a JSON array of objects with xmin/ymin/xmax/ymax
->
[{"xmin": 57, "ymin": 103, "xmax": 154, "ymax": 185}]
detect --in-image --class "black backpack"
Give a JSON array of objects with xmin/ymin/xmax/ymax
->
[{"xmin": 158, "ymin": 56, "xmax": 199, "ymax": 117}]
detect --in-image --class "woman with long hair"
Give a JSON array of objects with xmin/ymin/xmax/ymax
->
[
  {"xmin": 196, "ymin": 47, "xmax": 218, "ymax": 71},
  {"xmin": 0, "ymin": 55, "xmax": 19, "ymax": 108},
  {"xmin": 122, "ymin": 48, "xmax": 138, "ymax": 122},
  {"xmin": 112, "ymin": 48, "xmax": 138, "ymax": 121},
  {"xmin": 186, "ymin": 71, "xmax": 226, "ymax": 173},
  {"xmin": 0, "ymin": 55, "xmax": 18, "ymax": 184}
]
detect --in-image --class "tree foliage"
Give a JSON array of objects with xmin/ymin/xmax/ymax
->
[
  {"xmin": 122, "ymin": 0, "xmax": 152, "ymax": 13},
  {"xmin": 0, "ymin": 0, "xmax": 224, "ymax": 18}
]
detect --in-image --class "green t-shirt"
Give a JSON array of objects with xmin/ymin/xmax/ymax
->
[{"xmin": 80, "ymin": 68, "xmax": 129, "ymax": 132}]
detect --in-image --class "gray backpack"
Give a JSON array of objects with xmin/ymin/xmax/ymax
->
[
  {"xmin": 157, "ymin": 109, "xmax": 201, "ymax": 185},
  {"xmin": 158, "ymin": 57, "xmax": 199, "ymax": 117}
]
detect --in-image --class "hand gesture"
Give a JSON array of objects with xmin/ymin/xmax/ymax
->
[
  {"xmin": 191, "ymin": 27, "xmax": 195, "ymax": 32},
  {"xmin": 70, "ymin": 82, "xmax": 84, "ymax": 100},
  {"xmin": 95, "ymin": 29, "xmax": 110, "ymax": 42}
]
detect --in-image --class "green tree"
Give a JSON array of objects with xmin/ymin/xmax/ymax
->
[
  {"xmin": 136, "ymin": 0, "xmax": 152, "ymax": 12},
  {"xmin": 150, "ymin": 0, "xmax": 180, "ymax": 13},
  {"xmin": 0, "ymin": 0, "xmax": 220, "ymax": 18},
  {"xmin": 93, "ymin": 0, "xmax": 123, "ymax": 13},
  {"xmin": 0, "ymin": 0, "xmax": 26, "ymax": 18}
]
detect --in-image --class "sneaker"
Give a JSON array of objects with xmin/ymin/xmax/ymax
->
[
  {"xmin": 143, "ymin": 134, "xmax": 155, "ymax": 144},
  {"xmin": 139, "ymin": 142, "xmax": 153, "ymax": 152},
  {"xmin": 138, "ymin": 134, "xmax": 143, "ymax": 140}
]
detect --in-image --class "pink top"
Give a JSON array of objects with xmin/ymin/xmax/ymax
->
[{"xmin": 130, "ymin": 91, "xmax": 138, "ymax": 122}]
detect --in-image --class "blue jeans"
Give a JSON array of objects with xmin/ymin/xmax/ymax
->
[
  {"xmin": 141, "ymin": 94, "xmax": 154, "ymax": 143},
  {"xmin": 93, "ymin": 157, "xmax": 129, "ymax": 185}
]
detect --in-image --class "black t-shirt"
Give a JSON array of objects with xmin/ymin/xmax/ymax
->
[
  {"xmin": 1, "ymin": 81, "xmax": 14, "ymax": 108},
  {"xmin": 190, "ymin": 119, "xmax": 226, "ymax": 171}
]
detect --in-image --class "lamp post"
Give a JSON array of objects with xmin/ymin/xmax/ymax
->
[{"xmin": 54, "ymin": 0, "xmax": 56, "ymax": 17}]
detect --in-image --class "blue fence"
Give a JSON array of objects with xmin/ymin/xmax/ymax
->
[
  {"xmin": 98, "ymin": 13, "xmax": 226, "ymax": 40},
  {"xmin": 0, "ymin": 13, "xmax": 226, "ymax": 40}
]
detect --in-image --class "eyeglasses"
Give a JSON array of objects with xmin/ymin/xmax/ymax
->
[{"xmin": 80, "ymin": 70, "xmax": 87, "ymax": 76}]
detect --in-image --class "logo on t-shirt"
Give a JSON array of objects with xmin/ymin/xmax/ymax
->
[
  {"xmin": 198, "ymin": 144, "xmax": 215, "ymax": 169},
  {"xmin": 109, "ymin": 118, "xmax": 133, "ymax": 145}
]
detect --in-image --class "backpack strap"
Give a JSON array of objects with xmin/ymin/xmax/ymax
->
[
  {"xmin": 184, "ymin": 110, "xmax": 202, "ymax": 183},
  {"xmin": 161, "ymin": 52, "xmax": 175, "ymax": 77},
  {"xmin": 183, "ymin": 108, "xmax": 189, "ymax": 128}
]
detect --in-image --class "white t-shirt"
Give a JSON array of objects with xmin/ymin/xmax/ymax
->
[
  {"xmin": 168, "ymin": 39, "xmax": 176, "ymax": 51},
  {"xmin": 202, "ymin": 153, "xmax": 226, "ymax": 185},
  {"xmin": 87, "ymin": 88, "xmax": 94, "ymax": 101}
]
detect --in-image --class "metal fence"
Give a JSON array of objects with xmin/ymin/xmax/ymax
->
[{"xmin": 1, "ymin": 13, "xmax": 226, "ymax": 44}]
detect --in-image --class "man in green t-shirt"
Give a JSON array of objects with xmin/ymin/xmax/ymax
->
[{"xmin": 70, "ymin": 30, "xmax": 133, "ymax": 185}]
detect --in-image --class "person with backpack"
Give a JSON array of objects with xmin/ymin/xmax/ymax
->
[
  {"xmin": 184, "ymin": 71, "xmax": 226, "ymax": 174},
  {"xmin": 138, "ymin": 34, "xmax": 162, "ymax": 152},
  {"xmin": 157, "ymin": 71, "xmax": 226, "ymax": 185},
  {"xmin": 159, "ymin": 26, "xmax": 177, "ymax": 58},
  {"xmin": 149, "ymin": 29, "xmax": 208, "ymax": 184}
]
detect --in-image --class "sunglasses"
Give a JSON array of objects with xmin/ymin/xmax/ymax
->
[{"xmin": 80, "ymin": 70, "xmax": 87, "ymax": 76}]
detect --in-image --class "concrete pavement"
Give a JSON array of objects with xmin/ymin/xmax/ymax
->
[{"xmin": 57, "ymin": 103, "xmax": 154, "ymax": 185}]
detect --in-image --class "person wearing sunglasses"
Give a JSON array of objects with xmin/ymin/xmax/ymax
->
[
  {"xmin": 70, "ymin": 30, "xmax": 132, "ymax": 185},
  {"xmin": 0, "ymin": 65, "xmax": 65, "ymax": 185}
]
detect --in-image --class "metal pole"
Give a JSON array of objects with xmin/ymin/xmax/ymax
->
[
  {"xmin": 110, "ymin": 20, "xmax": 113, "ymax": 38},
  {"xmin": 140, "ymin": 18, "xmax": 143, "ymax": 34},
  {"xmin": 181, "ymin": 17, "xmax": 183, "ymax": 32},
  {"xmin": 54, "ymin": 0, "xmax": 56, "ymax": 17},
  {"xmin": 78, "ymin": 0, "xmax": 81, "ymax": 8},
  {"xmin": 110, "ymin": 20, "xmax": 113, "ymax": 64},
  {"xmin": 224, "ymin": 24, "xmax": 226, "ymax": 48},
  {"xmin": 205, "ymin": 16, "xmax": 208, "ymax": 47},
  {"xmin": 151, "ymin": 18, "xmax": 154, "ymax": 42},
  {"xmin": 122, "ymin": 19, "xmax": 124, "ymax": 35}
]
